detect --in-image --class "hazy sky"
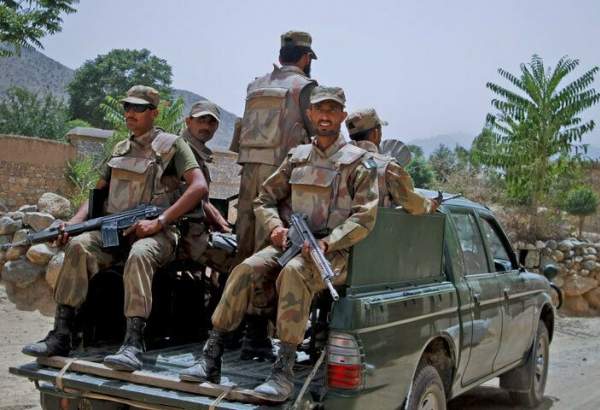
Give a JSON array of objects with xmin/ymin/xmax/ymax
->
[{"xmin": 40, "ymin": 0, "xmax": 600, "ymax": 144}]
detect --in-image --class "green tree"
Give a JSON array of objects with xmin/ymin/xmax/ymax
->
[
  {"xmin": 0, "ymin": 86, "xmax": 72, "ymax": 139},
  {"xmin": 406, "ymin": 144, "xmax": 424, "ymax": 158},
  {"xmin": 407, "ymin": 155, "xmax": 435, "ymax": 189},
  {"xmin": 429, "ymin": 144, "xmax": 457, "ymax": 183},
  {"xmin": 482, "ymin": 55, "xmax": 600, "ymax": 215},
  {"xmin": 562, "ymin": 186, "xmax": 599, "ymax": 238},
  {"xmin": 0, "ymin": 0, "xmax": 77, "ymax": 56},
  {"xmin": 454, "ymin": 144, "xmax": 470, "ymax": 171},
  {"xmin": 67, "ymin": 49, "xmax": 173, "ymax": 127}
]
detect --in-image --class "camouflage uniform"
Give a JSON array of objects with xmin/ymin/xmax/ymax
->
[
  {"xmin": 54, "ymin": 125, "xmax": 199, "ymax": 318},
  {"xmin": 346, "ymin": 108, "xmax": 435, "ymax": 214},
  {"xmin": 231, "ymin": 31, "xmax": 318, "ymax": 262},
  {"xmin": 179, "ymin": 101, "xmax": 233, "ymax": 273},
  {"xmin": 212, "ymin": 133, "xmax": 379, "ymax": 345}
]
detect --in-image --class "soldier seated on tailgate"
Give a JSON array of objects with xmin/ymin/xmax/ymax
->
[
  {"xmin": 345, "ymin": 108, "xmax": 440, "ymax": 214},
  {"xmin": 179, "ymin": 100, "xmax": 234, "ymax": 275},
  {"xmin": 22, "ymin": 85, "xmax": 208, "ymax": 372},
  {"xmin": 179, "ymin": 86, "xmax": 380, "ymax": 401}
]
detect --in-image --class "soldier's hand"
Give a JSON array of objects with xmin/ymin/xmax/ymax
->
[
  {"xmin": 53, "ymin": 221, "xmax": 70, "ymax": 247},
  {"xmin": 217, "ymin": 221, "xmax": 233, "ymax": 233},
  {"xmin": 430, "ymin": 198, "xmax": 441, "ymax": 213},
  {"xmin": 301, "ymin": 239, "xmax": 327, "ymax": 259},
  {"xmin": 270, "ymin": 226, "xmax": 289, "ymax": 249},
  {"xmin": 123, "ymin": 219, "xmax": 162, "ymax": 239}
]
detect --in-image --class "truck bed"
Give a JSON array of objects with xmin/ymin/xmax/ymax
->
[{"xmin": 10, "ymin": 344, "xmax": 323, "ymax": 409}]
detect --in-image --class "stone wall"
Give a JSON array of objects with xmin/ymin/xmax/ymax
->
[
  {"xmin": 0, "ymin": 193, "xmax": 73, "ymax": 316},
  {"xmin": 0, "ymin": 135, "xmax": 76, "ymax": 209},
  {"xmin": 515, "ymin": 238, "xmax": 600, "ymax": 315}
]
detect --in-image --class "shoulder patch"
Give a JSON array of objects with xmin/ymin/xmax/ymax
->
[
  {"xmin": 363, "ymin": 157, "xmax": 378, "ymax": 170},
  {"xmin": 290, "ymin": 144, "xmax": 312, "ymax": 163}
]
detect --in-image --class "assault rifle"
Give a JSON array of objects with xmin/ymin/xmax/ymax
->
[
  {"xmin": 277, "ymin": 213, "xmax": 340, "ymax": 301},
  {"xmin": 1, "ymin": 204, "xmax": 164, "ymax": 250}
]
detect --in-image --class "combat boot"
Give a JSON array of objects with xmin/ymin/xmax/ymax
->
[
  {"xmin": 240, "ymin": 315, "xmax": 275, "ymax": 362},
  {"xmin": 22, "ymin": 304, "xmax": 75, "ymax": 357},
  {"xmin": 254, "ymin": 343, "xmax": 297, "ymax": 400},
  {"xmin": 179, "ymin": 329, "xmax": 225, "ymax": 383},
  {"xmin": 103, "ymin": 317, "xmax": 146, "ymax": 372}
]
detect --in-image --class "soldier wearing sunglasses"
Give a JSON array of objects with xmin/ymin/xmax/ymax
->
[{"xmin": 23, "ymin": 85, "xmax": 208, "ymax": 373}]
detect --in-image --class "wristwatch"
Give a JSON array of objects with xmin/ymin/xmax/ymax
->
[{"xmin": 157, "ymin": 214, "xmax": 167, "ymax": 230}]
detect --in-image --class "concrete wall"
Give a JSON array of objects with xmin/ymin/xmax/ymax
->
[{"xmin": 0, "ymin": 135, "xmax": 76, "ymax": 209}]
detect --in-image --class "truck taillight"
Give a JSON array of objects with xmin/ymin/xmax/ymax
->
[{"xmin": 327, "ymin": 332, "xmax": 362, "ymax": 390}]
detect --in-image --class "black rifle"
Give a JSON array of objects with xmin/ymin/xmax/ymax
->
[
  {"xmin": 434, "ymin": 191, "xmax": 462, "ymax": 203},
  {"xmin": 1, "ymin": 204, "xmax": 164, "ymax": 250},
  {"xmin": 277, "ymin": 213, "xmax": 340, "ymax": 301}
]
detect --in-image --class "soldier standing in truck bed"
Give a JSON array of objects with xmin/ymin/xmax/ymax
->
[{"xmin": 228, "ymin": 30, "xmax": 318, "ymax": 360}]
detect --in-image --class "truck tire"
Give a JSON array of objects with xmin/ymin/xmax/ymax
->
[
  {"xmin": 405, "ymin": 364, "xmax": 447, "ymax": 410},
  {"xmin": 500, "ymin": 320, "xmax": 549, "ymax": 408}
]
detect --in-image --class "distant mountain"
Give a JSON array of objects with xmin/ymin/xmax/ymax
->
[
  {"xmin": 0, "ymin": 46, "xmax": 74, "ymax": 100},
  {"xmin": 0, "ymin": 46, "xmax": 238, "ymax": 150},
  {"xmin": 402, "ymin": 133, "xmax": 475, "ymax": 157}
]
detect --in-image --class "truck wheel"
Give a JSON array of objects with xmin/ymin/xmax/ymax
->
[
  {"xmin": 405, "ymin": 364, "xmax": 447, "ymax": 410},
  {"xmin": 501, "ymin": 321, "xmax": 550, "ymax": 408}
]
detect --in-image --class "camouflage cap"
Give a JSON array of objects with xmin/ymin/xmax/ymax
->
[
  {"xmin": 345, "ymin": 108, "xmax": 388, "ymax": 136},
  {"xmin": 189, "ymin": 100, "xmax": 221, "ymax": 123},
  {"xmin": 280, "ymin": 30, "xmax": 317, "ymax": 59},
  {"xmin": 310, "ymin": 86, "xmax": 346, "ymax": 107},
  {"xmin": 121, "ymin": 85, "xmax": 160, "ymax": 107}
]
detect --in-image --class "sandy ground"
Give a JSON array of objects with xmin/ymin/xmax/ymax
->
[{"xmin": 1, "ymin": 283, "xmax": 600, "ymax": 410}]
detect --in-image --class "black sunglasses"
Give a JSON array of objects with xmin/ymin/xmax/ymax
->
[{"xmin": 123, "ymin": 102, "xmax": 155, "ymax": 113}]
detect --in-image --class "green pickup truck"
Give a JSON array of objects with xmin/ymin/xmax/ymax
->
[{"xmin": 10, "ymin": 192, "xmax": 559, "ymax": 410}]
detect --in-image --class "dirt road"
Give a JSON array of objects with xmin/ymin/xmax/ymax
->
[{"xmin": 1, "ymin": 283, "xmax": 600, "ymax": 409}]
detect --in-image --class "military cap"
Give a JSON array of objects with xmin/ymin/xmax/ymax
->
[
  {"xmin": 345, "ymin": 108, "xmax": 388, "ymax": 136},
  {"xmin": 189, "ymin": 100, "xmax": 221, "ymax": 123},
  {"xmin": 121, "ymin": 85, "xmax": 160, "ymax": 107},
  {"xmin": 280, "ymin": 30, "xmax": 317, "ymax": 59},
  {"xmin": 310, "ymin": 86, "xmax": 346, "ymax": 107}
]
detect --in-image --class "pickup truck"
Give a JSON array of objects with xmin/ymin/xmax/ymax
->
[{"xmin": 9, "ymin": 191, "xmax": 559, "ymax": 410}]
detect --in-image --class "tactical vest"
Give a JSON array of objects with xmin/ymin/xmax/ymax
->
[
  {"xmin": 288, "ymin": 142, "xmax": 367, "ymax": 234},
  {"xmin": 238, "ymin": 65, "xmax": 316, "ymax": 166},
  {"xmin": 352, "ymin": 140, "xmax": 392, "ymax": 207},
  {"xmin": 106, "ymin": 128, "xmax": 180, "ymax": 214}
]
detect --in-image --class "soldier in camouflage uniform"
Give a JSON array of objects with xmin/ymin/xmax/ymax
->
[
  {"xmin": 346, "ymin": 108, "xmax": 440, "ymax": 214},
  {"xmin": 180, "ymin": 86, "xmax": 379, "ymax": 401},
  {"xmin": 180, "ymin": 100, "xmax": 234, "ymax": 274},
  {"xmin": 23, "ymin": 86, "xmax": 208, "ymax": 372},
  {"xmin": 229, "ymin": 30, "xmax": 318, "ymax": 262},
  {"xmin": 228, "ymin": 30, "xmax": 319, "ymax": 361}
]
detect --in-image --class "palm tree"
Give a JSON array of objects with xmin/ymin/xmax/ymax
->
[{"xmin": 482, "ymin": 55, "xmax": 599, "ymax": 230}]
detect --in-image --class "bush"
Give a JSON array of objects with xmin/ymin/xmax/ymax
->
[
  {"xmin": 562, "ymin": 186, "xmax": 599, "ymax": 238},
  {"xmin": 66, "ymin": 157, "xmax": 99, "ymax": 208}
]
